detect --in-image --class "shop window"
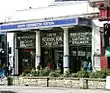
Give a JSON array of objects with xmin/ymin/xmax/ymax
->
[{"xmin": 17, "ymin": 32, "xmax": 36, "ymax": 48}]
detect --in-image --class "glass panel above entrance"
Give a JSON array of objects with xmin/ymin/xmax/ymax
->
[
  {"xmin": 41, "ymin": 26, "xmax": 92, "ymax": 48},
  {"xmin": 17, "ymin": 32, "xmax": 36, "ymax": 48},
  {"xmin": 69, "ymin": 26, "xmax": 92, "ymax": 46},
  {"xmin": 41, "ymin": 31, "xmax": 63, "ymax": 48}
]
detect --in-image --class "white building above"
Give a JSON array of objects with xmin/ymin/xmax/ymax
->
[{"xmin": 5, "ymin": 1, "xmax": 99, "ymax": 23}]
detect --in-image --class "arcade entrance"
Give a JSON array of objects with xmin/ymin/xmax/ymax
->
[
  {"xmin": 18, "ymin": 48, "xmax": 35, "ymax": 74},
  {"xmin": 41, "ymin": 46, "xmax": 91, "ymax": 73},
  {"xmin": 41, "ymin": 28, "xmax": 63, "ymax": 71},
  {"xmin": 41, "ymin": 26, "xmax": 92, "ymax": 72},
  {"xmin": 17, "ymin": 32, "xmax": 36, "ymax": 74},
  {"xmin": 41, "ymin": 48, "xmax": 63, "ymax": 70},
  {"xmin": 70, "ymin": 46, "xmax": 91, "ymax": 72},
  {"xmin": 16, "ymin": 26, "xmax": 92, "ymax": 74}
]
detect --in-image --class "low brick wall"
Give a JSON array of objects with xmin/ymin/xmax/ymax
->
[{"xmin": 11, "ymin": 76, "xmax": 106, "ymax": 89}]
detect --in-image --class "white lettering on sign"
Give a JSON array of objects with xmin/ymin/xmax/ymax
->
[
  {"xmin": 43, "ymin": 22, "xmax": 54, "ymax": 26},
  {"xmin": 17, "ymin": 21, "xmax": 55, "ymax": 28},
  {"xmin": 17, "ymin": 24, "xmax": 26, "ymax": 28},
  {"xmin": 26, "ymin": 23, "xmax": 42, "ymax": 27}
]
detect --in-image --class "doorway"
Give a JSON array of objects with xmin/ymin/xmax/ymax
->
[
  {"xmin": 18, "ymin": 48, "xmax": 35, "ymax": 74},
  {"xmin": 70, "ymin": 46, "xmax": 91, "ymax": 72},
  {"xmin": 41, "ymin": 47, "xmax": 63, "ymax": 70}
]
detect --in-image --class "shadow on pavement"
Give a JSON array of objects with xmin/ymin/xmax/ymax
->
[{"xmin": 0, "ymin": 91, "xmax": 16, "ymax": 93}]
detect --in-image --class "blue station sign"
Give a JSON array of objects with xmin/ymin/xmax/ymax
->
[{"xmin": 0, "ymin": 17, "xmax": 91, "ymax": 32}]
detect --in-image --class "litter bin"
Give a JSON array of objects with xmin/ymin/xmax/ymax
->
[{"xmin": 79, "ymin": 78, "xmax": 88, "ymax": 89}]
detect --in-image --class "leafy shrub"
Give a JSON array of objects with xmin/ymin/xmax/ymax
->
[
  {"xmin": 42, "ymin": 67, "xmax": 51, "ymax": 76},
  {"xmin": 71, "ymin": 73, "xmax": 78, "ymax": 77},
  {"xmin": 38, "ymin": 69, "xmax": 44, "ymax": 76},
  {"xmin": 30, "ymin": 69, "xmax": 39, "ymax": 76},
  {"xmin": 63, "ymin": 70, "xmax": 71, "ymax": 77},
  {"xmin": 49, "ymin": 69, "xmax": 61, "ymax": 77},
  {"xmin": 89, "ymin": 69, "xmax": 110, "ymax": 78},
  {"xmin": 77, "ymin": 68, "xmax": 89, "ymax": 78},
  {"xmin": 21, "ymin": 72, "xmax": 27, "ymax": 76}
]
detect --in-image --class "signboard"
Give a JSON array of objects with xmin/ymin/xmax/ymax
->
[
  {"xmin": 78, "ymin": 18, "xmax": 91, "ymax": 27},
  {"xmin": 17, "ymin": 33, "xmax": 36, "ymax": 48},
  {"xmin": 69, "ymin": 32, "xmax": 92, "ymax": 46},
  {"xmin": 0, "ymin": 18, "xmax": 91, "ymax": 32},
  {"xmin": 0, "ymin": 18, "xmax": 78, "ymax": 32},
  {"xmin": 41, "ymin": 31, "xmax": 92, "ymax": 47},
  {"xmin": 41, "ymin": 32, "xmax": 63, "ymax": 47}
]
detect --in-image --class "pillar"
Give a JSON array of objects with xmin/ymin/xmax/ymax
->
[
  {"xmin": 14, "ymin": 32, "xmax": 18, "ymax": 75},
  {"xmin": 35, "ymin": 31, "xmax": 41, "ymax": 70},
  {"xmin": 92, "ymin": 23, "xmax": 101, "ymax": 71},
  {"xmin": 62, "ymin": 27, "xmax": 69, "ymax": 73}
]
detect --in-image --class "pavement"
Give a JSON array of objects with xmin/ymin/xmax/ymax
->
[{"xmin": 0, "ymin": 86, "xmax": 109, "ymax": 93}]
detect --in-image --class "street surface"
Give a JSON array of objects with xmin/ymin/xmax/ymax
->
[{"xmin": 0, "ymin": 86, "xmax": 109, "ymax": 93}]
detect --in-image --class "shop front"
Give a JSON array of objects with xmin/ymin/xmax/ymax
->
[
  {"xmin": 40, "ymin": 26, "xmax": 92, "ymax": 73},
  {"xmin": 16, "ymin": 32, "xmax": 36, "ymax": 74},
  {"xmin": 0, "ymin": 17, "xmax": 92, "ymax": 75}
]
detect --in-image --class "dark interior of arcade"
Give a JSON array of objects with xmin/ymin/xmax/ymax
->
[{"xmin": 16, "ymin": 26, "xmax": 92, "ymax": 74}]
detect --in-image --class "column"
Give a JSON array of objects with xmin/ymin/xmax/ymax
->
[
  {"xmin": 92, "ymin": 23, "xmax": 101, "ymax": 71},
  {"xmin": 14, "ymin": 32, "xmax": 19, "ymax": 75},
  {"xmin": 35, "ymin": 31, "xmax": 41, "ymax": 70},
  {"xmin": 62, "ymin": 27, "xmax": 69, "ymax": 73}
]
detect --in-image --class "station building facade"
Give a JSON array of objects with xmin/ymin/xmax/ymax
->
[{"xmin": 0, "ymin": 1, "xmax": 101, "ymax": 75}]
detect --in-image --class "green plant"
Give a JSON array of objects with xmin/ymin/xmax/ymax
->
[
  {"xmin": 26, "ymin": 73, "xmax": 31, "ymax": 76},
  {"xmin": 30, "ymin": 69, "xmax": 39, "ymax": 76},
  {"xmin": 49, "ymin": 69, "xmax": 61, "ymax": 77},
  {"xmin": 21, "ymin": 72, "xmax": 27, "ymax": 76},
  {"xmin": 77, "ymin": 68, "xmax": 89, "ymax": 78},
  {"xmin": 71, "ymin": 73, "xmax": 78, "ymax": 77},
  {"xmin": 89, "ymin": 69, "xmax": 110, "ymax": 78},
  {"xmin": 63, "ymin": 70, "xmax": 71, "ymax": 77},
  {"xmin": 43, "ymin": 67, "xmax": 51, "ymax": 76},
  {"xmin": 38, "ymin": 69, "xmax": 45, "ymax": 76}
]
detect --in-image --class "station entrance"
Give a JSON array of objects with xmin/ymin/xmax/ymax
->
[
  {"xmin": 70, "ymin": 46, "xmax": 91, "ymax": 72},
  {"xmin": 17, "ymin": 32, "xmax": 36, "ymax": 74},
  {"xmin": 41, "ymin": 26, "xmax": 92, "ymax": 72},
  {"xmin": 16, "ymin": 26, "xmax": 92, "ymax": 74}
]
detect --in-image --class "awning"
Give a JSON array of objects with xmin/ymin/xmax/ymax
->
[{"xmin": 92, "ymin": 19, "xmax": 110, "ymax": 27}]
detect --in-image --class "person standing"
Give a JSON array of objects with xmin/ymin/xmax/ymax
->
[
  {"xmin": 87, "ymin": 57, "xmax": 92, "ymax": 72},
  {"xmin": 3, "ymin": 63, "xmax": 9, "ymax": 77},
  {"xmin": 58, "ymin": 55, "xmax": 63, "ymax": 73},
  {"xmin": 82, "ymin": 59, "xmax": 88, "ymax": 71}
]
